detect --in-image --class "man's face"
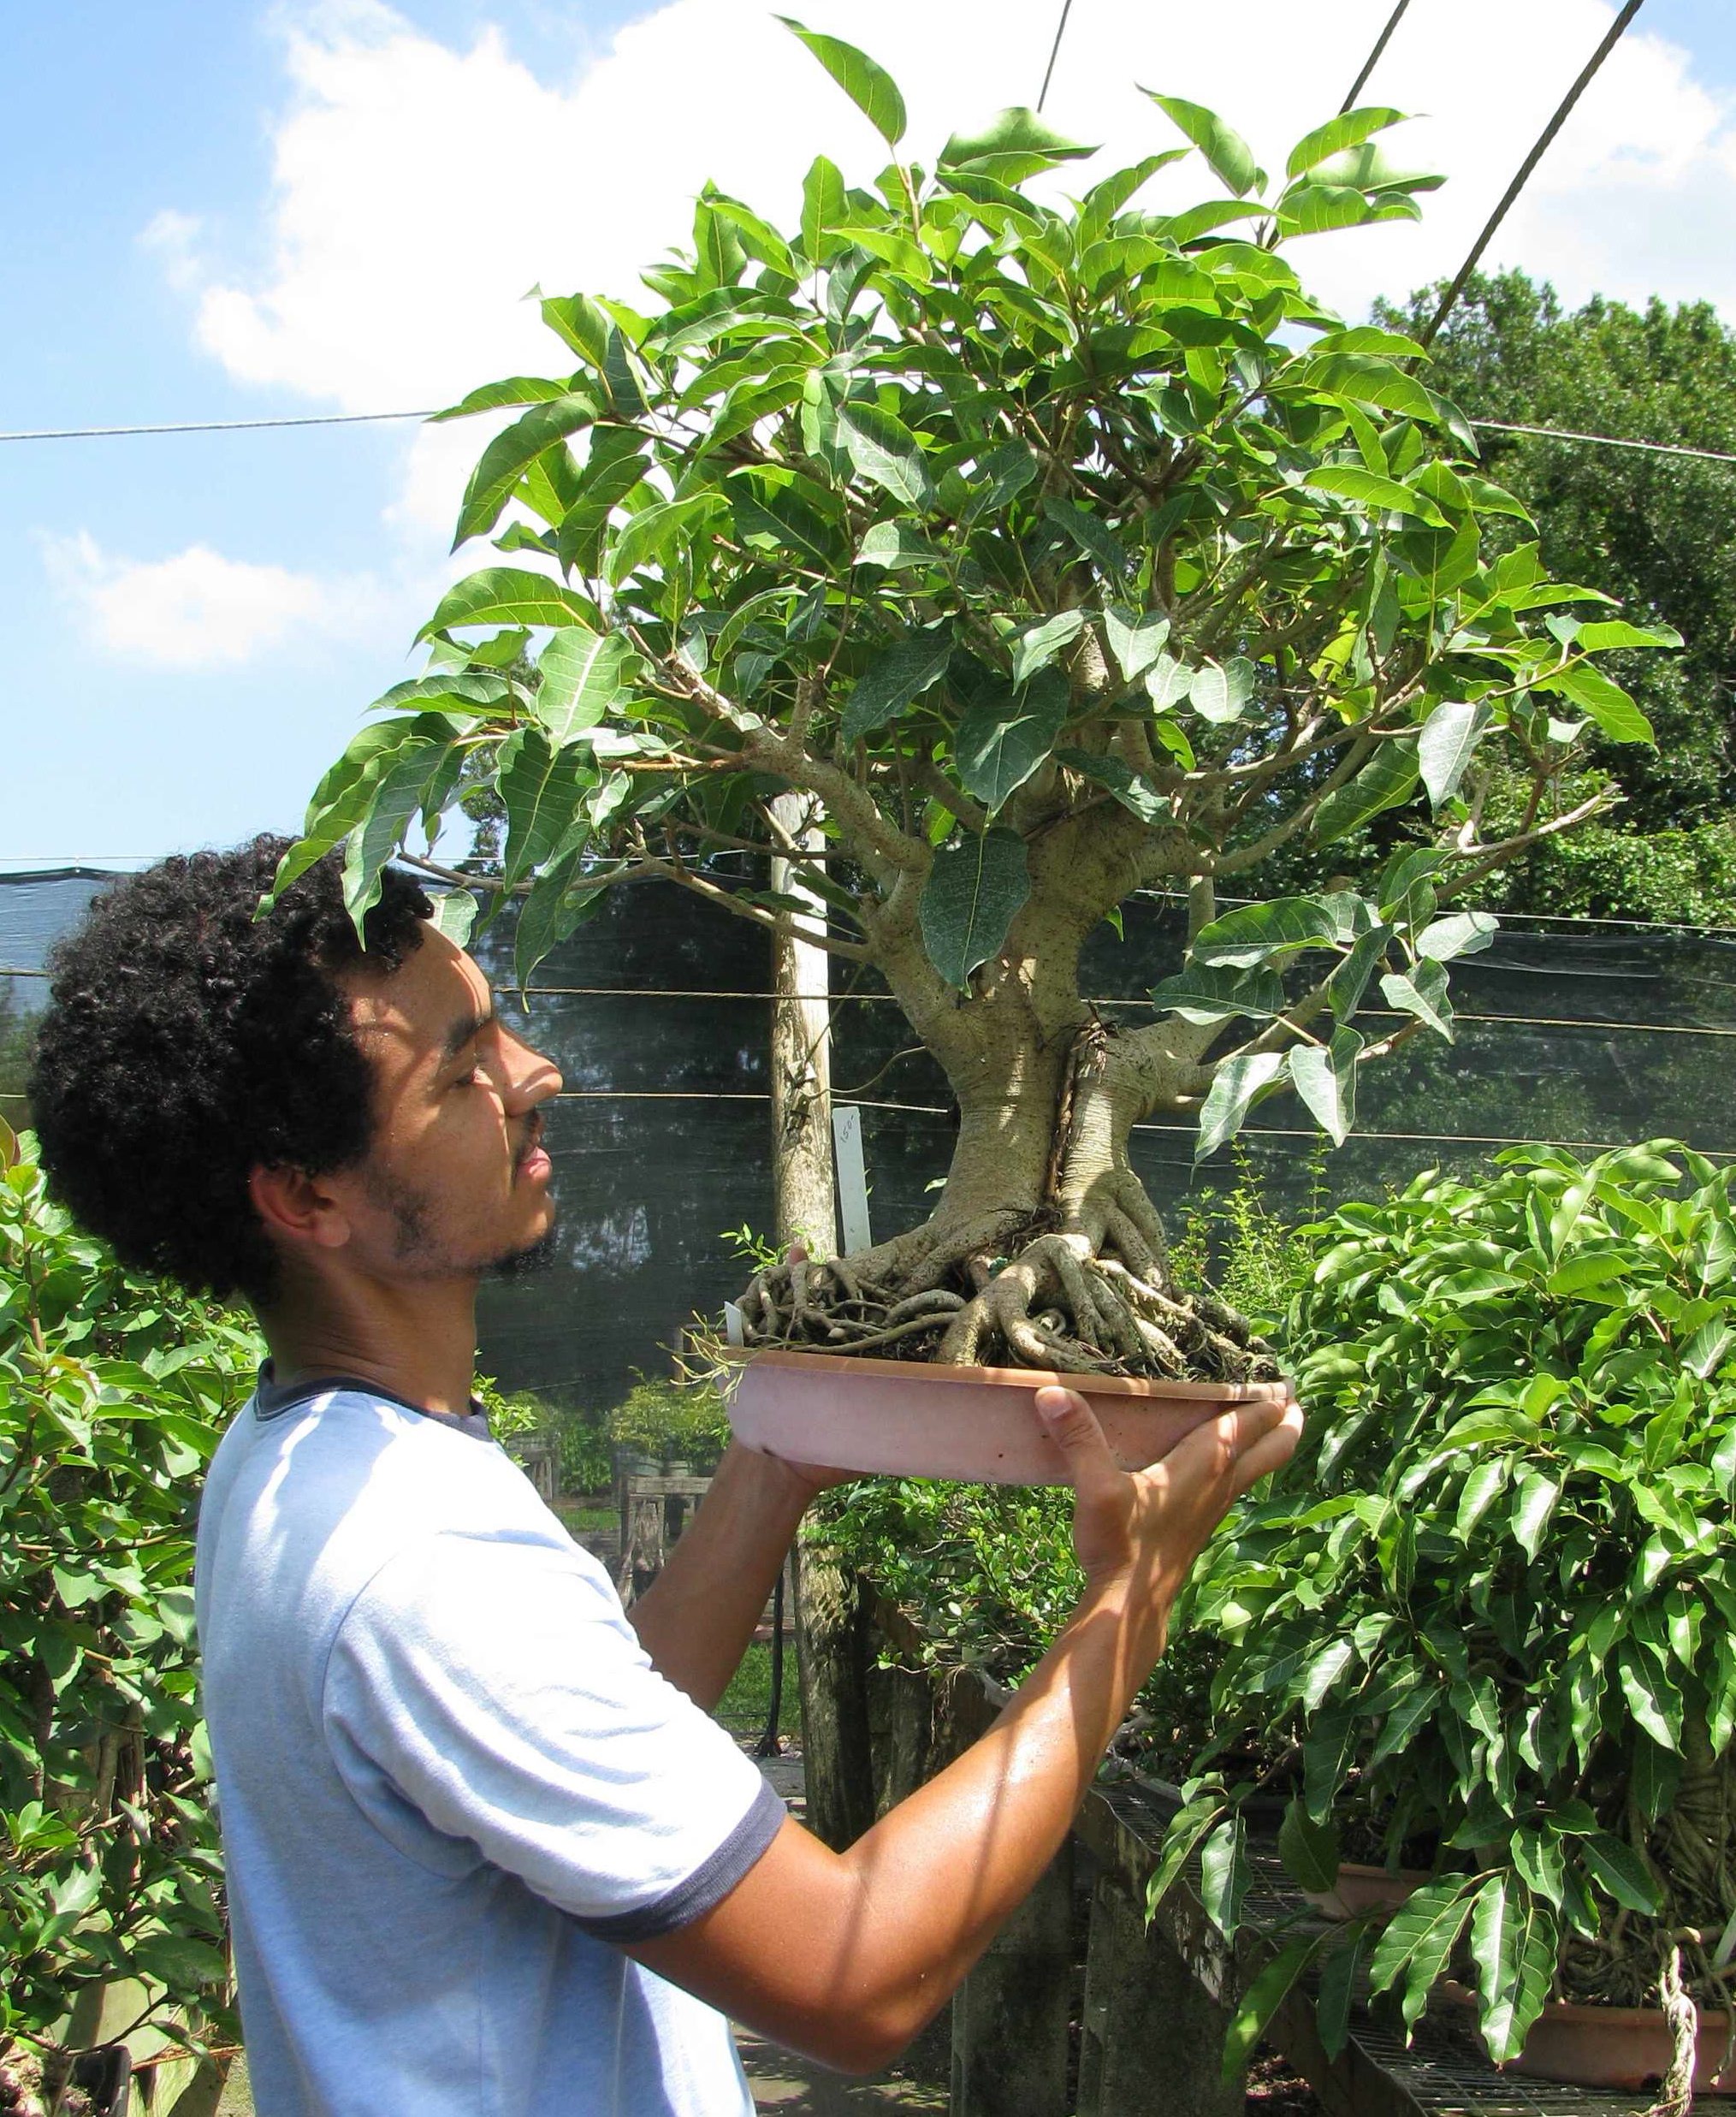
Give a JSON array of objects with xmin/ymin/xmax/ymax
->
[{"xmin": 336, "ymin": 926, "xmax": 564, "ymax": 1282}]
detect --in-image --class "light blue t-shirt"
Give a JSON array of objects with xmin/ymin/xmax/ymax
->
[{"xmin": 194, "ymin": 1373, "xmax": 783, "ymax": 2116}]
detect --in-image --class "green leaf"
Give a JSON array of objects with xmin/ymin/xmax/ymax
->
[
  {"xmin": 1287, "ymin": 107, "xmax": 1410, "ymax": 180},
  {"xmin": 1538, "ymin": 659, "xmax": 1654, "ymax": 745},
  {"xmin": 1220, "ymin": 1931, "xmax": 1328, "ymax": 2089},
  {"xmin": 1105, "ymin": 606, "xmax": 1172, "ymax": 683},
  {"xmin": 1455, "ymin": 1457, "xmax": 1509, "ymax": 1541},
  {"xmin": 1041, "ymin": 496, "xmax": 1132, "ymax": 578},
  {"xmin": 430, "ymin": 889, "xmax": 478, "ymax": 948},
  {"xmin": 431, "ymin": 375, "xmax": 568, "ymax": 422},
  {"xmin": 1150, "ymin": 961, "xmax": 1285, "ymax": 1026},
  {"xmin": 1572, "ymin": 620, "xmax": 1682, "ymax": 652},
  {"xmin": 1617, "ymin": 1646, "xmax": 1680, "ymax": 1750},
  {"xmin": 1146, "ymin": 1797, "xmax": 1223, "ymax": 1918},
  {"xmin": 840, "ymin": 626, "xmax": 952, "ymax": 743},
  {"xmin": 1010, "ymin": 609, "xmax": 1085, "ymax": 687},
  {"xmin": 1289, "ymin": 1030, "xmax": 1360, "ymax": 1147},
  {"xmin": 836, "ymin": 398, "xmax": 933, "ymax": 507},
  {"xmin": 1194, "ymin": 894, "xmax": 1344, "ymax": 969},
  {"xmin": 534, "ymin": 625, "xmax": 635, "ymax": 744},
  {"xmin": 1198, "ymin": 1814, "xmax": 1249, "ymax": 1938},
  {"xmin": 1302, "ymin": 467, "xmax": 1447, "ymax": 525},
  {"xmin": 453, "ymin": 389, "xmax": 601, "ymax": 547},
  {"xmin": 856, "ymin": 521, "xmax": 941, "ymax": 571},
  {"xmin": 1579, "ymin": 1833, "xmax": 1661, "ymax": 1916},
  {"xmin": 800, "ymin": 155, "xmax": 849, "ymax": 265},
  {"xmin": 1418, "ymin": 701, "xmax": 1493, "ymax": 810},
  {"xmin": 1415, "ymin": 911, "xmax": 1496, "ymax": 964},
  {"xmin": 497, "ymin": 726, "xmax": 596, "ymax": 893},
  {"xmin": 1145, "ymin": 92, "xmax": 1265, "ymax": 196},
  {"xmin": 1197, "ymin": 1050, "xmax": 1286, "ymax": 1161},
  {"xmin": 920, "ymin": 828, "xmax": 1031, "ymax": 988},
  {"xmin": 955, "ymin": 668, "xmax": 1069, "ymax": 812},
  {"xmin": 1509, "ymin": 1468, "xmax": 1561, "ymax": 1561},
  {"xmin": 1367, "ymin": 1877, "xmax": 1475, "ymax": 2031},
  {"xmin": 778, "ymin": 19, "xmax": 907, "ymax": 145},
  {"xmin": 1055, "ymin": 749, "xmax": 1173, "ymax": 827},
  {"xmin": 340, "ymin": 737, "xmax": 446, "ymax": 928},
  {"xmin": 1317, "ymin": 1927, "xmax": 1372, "ymax": 2062},
  {"xmin": 1312, "ymin": 742, "xmax": 1419, "ymax": 846},
  {"xmin": 1277, "ymin": 1799, "xmax": 1340, "ymax": 1893},
  {"xmin": 1470, "ymin": 1876, "xmax": 1557, "ymax": 2065},
  {"xmin": 940, "ymin": 107, "xmax": 1096, "ymax": 170},
  {"xmin": 1188, "ymin": 657, "xmax": 1256, "ymax": 725},
  {"xmin": 1380, "ymin": 960, "xmax": 1453, "ymax": 1041},
  {"xmin": 418, "ymin": 567, "xmax": 601, "ymax": 642}
]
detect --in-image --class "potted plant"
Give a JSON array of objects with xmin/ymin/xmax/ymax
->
[
  {"xmin": 280, "ymin": 30, "xmax": 1664, "ymax": 1471},
  {"xmin": 1159, "ymin": 1141, "xmax": 1736, "ymax": 2099}
]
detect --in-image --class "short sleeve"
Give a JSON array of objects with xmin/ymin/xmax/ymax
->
[{"xmin": 321, "ymin": 1531, "xmax": 785, "ymax": 1938}]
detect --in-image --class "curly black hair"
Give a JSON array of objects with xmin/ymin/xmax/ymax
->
[{"xmin": 28, "ymin": 836, "xmax": 433, "ymax": 1305}]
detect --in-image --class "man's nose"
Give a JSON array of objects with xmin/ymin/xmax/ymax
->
[{"xmin": 503, "ymin": 1030, "xmax": 562, "ymax": 1110}]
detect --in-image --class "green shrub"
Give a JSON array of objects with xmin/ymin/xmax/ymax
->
[
  {"xmin": 606, "ymin": 1373, "xmax": 730, "ymax": 1473},
  {"xmin": 1176, "ymin": 1141, "xmax": 1736, "ymax": 2069},
  {"xmin": 0, "ymin": 1122, "xmax": 263, "ymax": 2078},
  {"xmin": 558, "ymin": 1413, "xmax": 613, "ymax": 1495}
]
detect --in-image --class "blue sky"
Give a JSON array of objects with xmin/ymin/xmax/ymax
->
[{"xmin": 7, "ymin": 0, "xmax": 1736, "ymax": 869}]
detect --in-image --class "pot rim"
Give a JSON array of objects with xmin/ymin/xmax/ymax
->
[
  {"xmin": 1439, "ymin": 1979, "xmax": 1733, "ymax": 2031},
  {"xmin": 717, "ymin": 1346, "xmax": 1294, "ymax": 1402}
]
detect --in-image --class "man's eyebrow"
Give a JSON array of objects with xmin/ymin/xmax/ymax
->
[{"xmin": 441, "ymin": 1003, "xmax": 495, "ymax": 1064}]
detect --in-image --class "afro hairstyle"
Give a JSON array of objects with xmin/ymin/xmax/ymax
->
[{"xmin": 28, "ymin": 835, "xmax": 433, "ymax": 1305}]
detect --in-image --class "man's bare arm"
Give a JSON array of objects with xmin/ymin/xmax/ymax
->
[
  {"xmin": 629, "ymin": 1389, "xmax": 1302, "ymax": 2073},
  {"xmin": 625, "ymin": 1442, "xmax": 818, "ymax": 1709}
]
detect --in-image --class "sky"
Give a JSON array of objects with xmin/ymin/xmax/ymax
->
[{"xmin": 6, "ymin": 0, "xmax": 1736, "ymax": 871}]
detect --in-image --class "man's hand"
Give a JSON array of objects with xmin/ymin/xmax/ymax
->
[{"xmin": 1036, "ymin": 1384, "xmax": 1302, "ymax": 1651}]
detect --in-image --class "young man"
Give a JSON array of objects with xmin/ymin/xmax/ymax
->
[{"xmin": 31, "ymin": 837, "xmax": 1301, "ymax": 2117}]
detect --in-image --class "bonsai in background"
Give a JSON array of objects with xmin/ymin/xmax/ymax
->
[
  {"xmin": 287, "ymin": 28, "xmax": 1665, "ymax": 1379},
  {"xmin": 607, "ymin": 1373, "xmax": 732, "ymax": 1476},
  {"xmin": 0, "ymin": 1120, "xmax": 261, "ymax": 2103},
  {"xmin": 1164, "ymin": 1142, "xmax": 1736, "ymax": 2078}
]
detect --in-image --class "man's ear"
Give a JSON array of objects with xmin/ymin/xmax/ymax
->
[{"xmin": 248, "ymin": 1164, "xmax": 354, "ymax": 1254}]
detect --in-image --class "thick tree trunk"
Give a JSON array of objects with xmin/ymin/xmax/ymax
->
[{"xmin": 768, "ymin": 793, "xmax": 835, "ymax": 1257}]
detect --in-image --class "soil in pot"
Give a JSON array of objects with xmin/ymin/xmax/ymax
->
[{"xmin": 721, "ymin": 1348, "xmax": 1293, "ymax": 1485}]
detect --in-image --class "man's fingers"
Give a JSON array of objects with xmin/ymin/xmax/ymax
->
[
  {"xmin": 1228, "ymin": 1400, "xmax": 1305, "ymax": 1497},
  {"xmin": 1035, "ymin": 1386, "xmax": 1122, "ymax": 1496}
]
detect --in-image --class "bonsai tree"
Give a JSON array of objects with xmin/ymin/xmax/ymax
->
[{"xmin": 282, "ymin": 27, "xmax": 1667, "ymax": 1379}]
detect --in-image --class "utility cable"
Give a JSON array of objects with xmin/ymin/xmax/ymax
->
[
  {"xmin": 1420, "ymin": 0, "xmax": 1649, "ymax": 347},
  {"xmin": 1340, "ymin": 0, "xmax": 1410, "ymax": 112},
  {"xmin": 1471, "ymin": 418, "xmax": 1736, "ymax": 466},
  {"xmin": 1036, "ymin": 0, "xmax": 1075, "ymax": 113},
  {"xmin": 0, "ymin": 409, "xmax": 435, "ymax": 442}
]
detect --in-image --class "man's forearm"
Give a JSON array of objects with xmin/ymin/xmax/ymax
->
[{"xmin": 626, "ymin": 1442, "xmax": 809, "ymax": 1707}]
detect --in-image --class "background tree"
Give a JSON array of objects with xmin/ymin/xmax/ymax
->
[
  {"xmin": 285, "ymin": 32, "xmax": 1662, "ymax": 1379},
  {"xmin": 1377, "ymin": 270, "xmax": 1736, "ymax": 922}
]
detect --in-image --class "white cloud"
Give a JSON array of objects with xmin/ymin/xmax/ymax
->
[{"xmin": 39, "ymin": 531, "xmax": 393, "ymax": 671}]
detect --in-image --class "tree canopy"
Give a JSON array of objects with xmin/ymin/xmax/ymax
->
[
  {"xmin": 284, "ymin": 29, "xmax": 1662, "ymax": 1237},
  {"xmin": 1378, "ymin": 270, "xmax": 1736, "ymax": 922}
]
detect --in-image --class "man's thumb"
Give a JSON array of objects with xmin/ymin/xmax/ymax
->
[{"xmin": 1035, "ymin": 1386, "xmax": 1117, "ymax": 1483}]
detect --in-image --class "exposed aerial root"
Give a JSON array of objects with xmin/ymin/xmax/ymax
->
[{"xmin": 733, "ymin": 1205, "xmax": 1280, "ymax": 1383}]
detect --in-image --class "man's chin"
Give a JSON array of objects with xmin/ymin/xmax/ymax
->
[{"xmin": 487, "ymin": 1223, "xmax": 560, "ymax": 1280}]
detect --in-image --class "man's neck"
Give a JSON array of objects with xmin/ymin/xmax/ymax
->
[{"xmin": 259, "ymin": 1276, "xmax": 482, "ymax": 1418}]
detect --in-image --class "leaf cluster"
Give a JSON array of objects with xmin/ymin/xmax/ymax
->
[
  {"xmin": 0, "ymin": 1121, "xmax": 262, "ymax": 2063},
  {"xmin": 1167, "ymin": 1140, "xmax": 1736, "ymax": 2066}
]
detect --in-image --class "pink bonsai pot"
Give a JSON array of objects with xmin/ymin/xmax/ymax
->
[{"xmin": 721, "ymin": 1349, "xmax": 1293, "ymax": 1485}]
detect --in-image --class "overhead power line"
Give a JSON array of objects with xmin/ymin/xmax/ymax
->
[
  {"xmin": 1420, "ymin": 0, "xmax": 1649, "ymax": 347},
  {"xmin": 1340, "ymin": 0, "xmax": 1411, "ymax": 113},
  {"xmin": 1037, "ymin": 0, "xmax": 1075, "ymax": 112},
  {"xmin": 0, "ymin": 409, "xmax": 435, "ymax": 443},
  {"xmin": 1471, "ymin": 418, "xmax": 1736, "ymax": 466}
]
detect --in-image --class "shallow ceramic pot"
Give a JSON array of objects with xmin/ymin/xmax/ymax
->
[
  {"xmin": 1439, "ymin": 1981, "xmax": 1736, "ymax": 2095},
  {"xmin": 1303, "ymin": 1861, "xmax": 1431, "ymax": 1922},
  {"xmin": 720, "ymin": 1349, "xmax": 1293, "ymax": 1485}
]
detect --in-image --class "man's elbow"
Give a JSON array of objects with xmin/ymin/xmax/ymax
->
[{"xmin": 790, "ymin": 1993, "xmax": 936, "ymax": 2076}]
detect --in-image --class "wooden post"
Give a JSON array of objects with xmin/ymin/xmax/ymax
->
[{"xmin": 1077, "ymin": 1869, "xmax": 1242, "ymax": 2117}]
